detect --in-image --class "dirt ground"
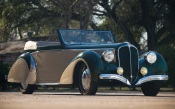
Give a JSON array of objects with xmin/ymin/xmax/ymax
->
[{"xmin": 0, "ymin": 91, "xmax": 175, "ymax": 109}]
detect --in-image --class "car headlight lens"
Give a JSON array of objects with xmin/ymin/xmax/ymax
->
[
  {"xmin": 146, "ymin": 52, "xmax": 157, "ymax": 64},
  {"xmin": 102, "ymin": 50, "xmax": 114, "ymax": 62}
]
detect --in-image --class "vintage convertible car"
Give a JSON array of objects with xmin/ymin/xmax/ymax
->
[{"xmin": 8, "ymin": 29, "xmax": 168, "ymax": 96}]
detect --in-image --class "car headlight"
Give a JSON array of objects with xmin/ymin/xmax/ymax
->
[
  {"xmin": 145, "ymin": 52, "xmax": 157, "ymax": 64},
  {"xmin": 102, "ymin": 50, "xmax": 114, "ymax": 62}
]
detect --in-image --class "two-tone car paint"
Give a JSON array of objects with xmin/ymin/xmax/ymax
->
[{"xmin": 8, "ymin": 29, "xmax": 168, "ymax": 96}]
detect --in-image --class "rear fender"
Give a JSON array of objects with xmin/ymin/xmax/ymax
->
[{"xmin": 8, "ymin": 52, "xmax": 37, "ymax": 84}]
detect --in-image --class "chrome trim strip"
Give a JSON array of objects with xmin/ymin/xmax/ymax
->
[
  {"xmin": 99, "ymin": 74, "xmax": 131, "ymax": 86},
  {"xmin": 135, "ymin": 75, "xmax": 169, "ymax": 86},
  {"xmin": 128, "ymin": 43, "xmax": 133, "ymax": 81},
  {"xmin": 35, "ymin": 83, "xmax": 60, "ymax": 85}
]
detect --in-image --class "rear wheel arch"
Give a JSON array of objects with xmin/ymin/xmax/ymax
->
[{"xmin": 12, "ymin": 53, "xmax": 36, "ymax": 94}]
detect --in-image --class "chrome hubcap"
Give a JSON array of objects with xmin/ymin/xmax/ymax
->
[{"xmin": 82, "ymin": 68, "xmax": 91, "ymax": 90}]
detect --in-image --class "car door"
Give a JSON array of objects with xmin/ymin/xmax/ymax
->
[{"xmin": 33, "ymin": 50, "xmax": 69, "ymax": 83}]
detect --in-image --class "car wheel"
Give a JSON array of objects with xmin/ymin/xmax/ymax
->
[
  {"xmin": 141, "ymin": 81, "xmax": 161, "ymax": 96},
  {"xmin": 78, "ymin": 63, "xmax": 99, "ymax": 95},
  {"xmin": 20, "ymin": 83, "xmax": 36, "ymax": 94}
]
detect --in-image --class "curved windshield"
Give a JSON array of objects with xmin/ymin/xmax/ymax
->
[{"xmin": 59, "ymin": 30, "xmax": 115, "ymax": 45}]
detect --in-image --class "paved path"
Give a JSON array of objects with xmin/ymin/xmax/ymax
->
[{"xmin": 0, "ymin": 91, "xmax": 175, "ymax": 109}]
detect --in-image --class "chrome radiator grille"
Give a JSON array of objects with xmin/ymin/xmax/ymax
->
[{"xmin": 118, "ymin": 45, "xmax": 139, "ymax": 83}]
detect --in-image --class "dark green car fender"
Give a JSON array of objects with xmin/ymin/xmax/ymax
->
[
  {"xmin": 18, "ymin": 52, "xmax": 36, "ymax": 70},
  {"xmin": 73, "ymin": 50, "xmax": 104, "ymax": 75},
  {"xmin": 139, "ymin": 52, "xmax": 168, "ymax": 76}
]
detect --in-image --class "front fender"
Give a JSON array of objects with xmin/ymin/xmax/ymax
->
[
  {"xmin": 60, "ymin": 50, "xmax": 104, "ymax": 84},
  {"xmin": 135, "ymin": 52, "xmax": 168, "ymax": 86},
  {"xmin": 139, "ymin": 52, "xmax": 168, "ymax": 76},
  {"xmin": 8, "ymin": 52, "xmax": 36, "ymax": 84},
  {"xmin": 76, "ymin": 50, "xmax": 104, "ymax": 73}
]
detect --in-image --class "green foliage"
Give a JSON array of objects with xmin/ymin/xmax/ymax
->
[
  {"xmin": 98, "ymin": 18, "xmax": 126, "ymax": 42},
  {"xmin": 96, "ymin": 0, "xmax": 175, "ymax": 51},
  {"xmin": 0, "ymin": 0, "xmax": 98, "ymax": 42},
  {"xmin": 0, "ymin": 0, "xmax": 78, "ymax": 41}
]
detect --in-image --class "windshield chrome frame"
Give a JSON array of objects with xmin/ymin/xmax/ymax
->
[{"xmin": 57, "ymin": 29, "xmax": 115, "ymax": 46}]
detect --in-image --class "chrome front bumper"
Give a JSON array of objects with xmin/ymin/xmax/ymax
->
[{"xmin": 99, "ymin": 74, "xmax": 168, "ymax": 86}]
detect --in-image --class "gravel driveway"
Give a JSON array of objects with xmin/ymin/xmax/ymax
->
[{"xmin": 0, "ymin": 91, "xmax": 175, "ymax": 109}]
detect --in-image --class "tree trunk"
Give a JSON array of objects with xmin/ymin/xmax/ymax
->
[
  {"xmin": 79, "ymin": 0, "xmax": 95, "ymax": 30},
  {"xmin": 18, "ymin": 27, "xmax": 23, "ymax": 40},
  {"xmin": 141, "ymin": 0, "xmax": 157, "ymax": 50},
  {"xmin": 147, "ymin": 25, "xmax": 156, "ymax": 50}
]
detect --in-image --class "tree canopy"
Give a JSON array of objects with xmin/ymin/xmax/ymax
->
[
  {"xmin": 0, "ymin": 0, "xmax": 175, "ymax": 50},
  {"xmin": 95, "ymin": 0, "xmax": 175, "ymax": 50},
  {"xmin": 0, "ymin": 0, "xmax": 98, "ymax": 41}
]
